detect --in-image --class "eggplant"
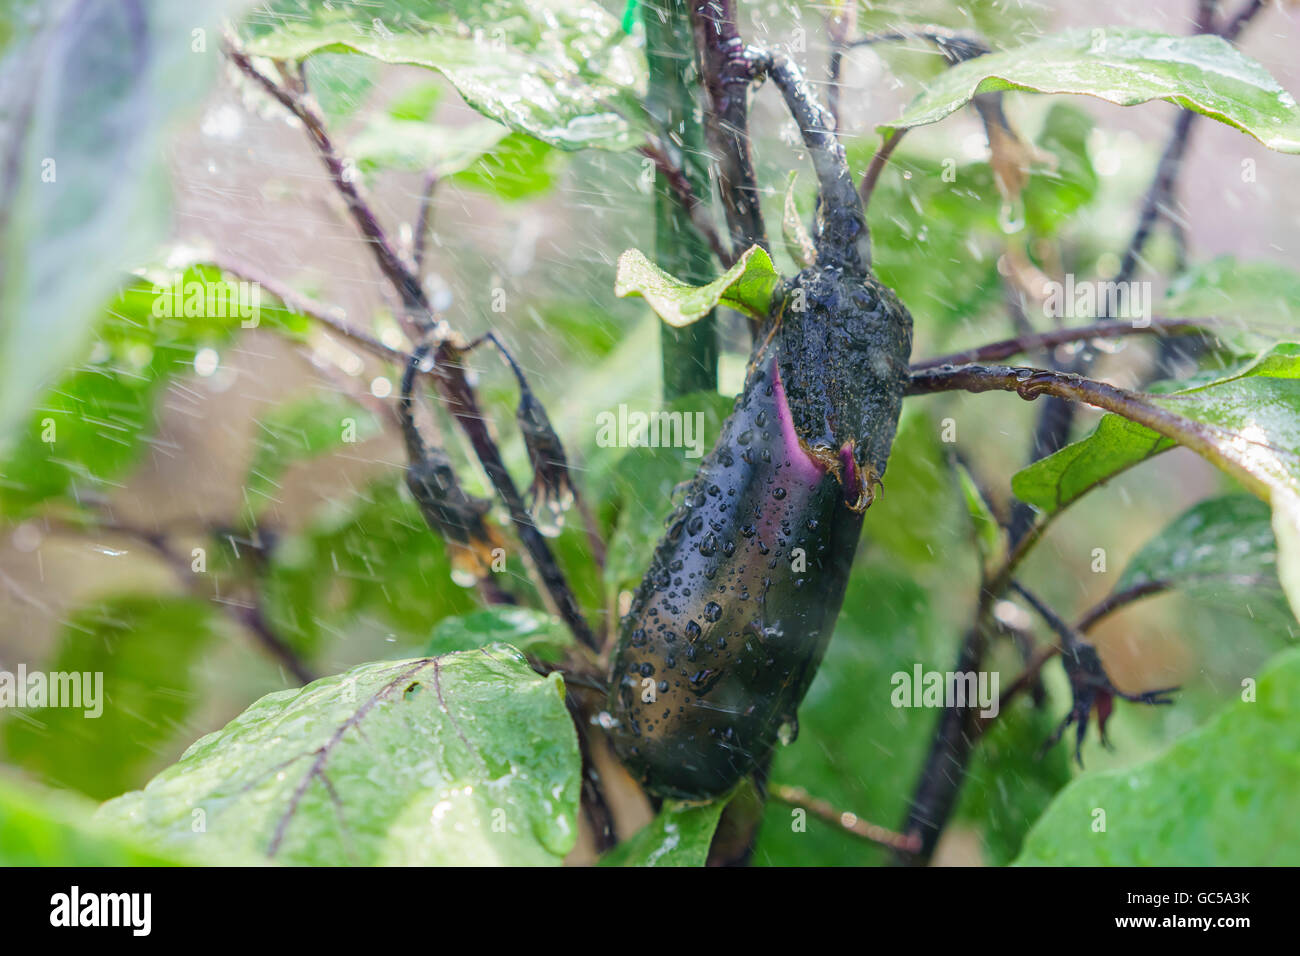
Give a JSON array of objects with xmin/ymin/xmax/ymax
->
[{"xmin": 607, "ymin": 264, "xmax": 913, "ymax": 799}]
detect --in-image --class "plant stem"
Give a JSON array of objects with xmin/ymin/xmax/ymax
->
[
  {"xmin": 691, "ymin": 0, "xmax": 768, "ymax": 254},
  {"xmin": 770, "ymin": 784, "xmax": 921, "ymax": 854},
  {"xmin": 224, "ymin": 42, "xmax": 596, "ymax": 652},
  {"xmin": 644, "ymin": 1, "xmax": 721, "ymax": 399},
  {"xmin": 910, "ymin": 317, "xmax": 1213, "ymax": 370}
]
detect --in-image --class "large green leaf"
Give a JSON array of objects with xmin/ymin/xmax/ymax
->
[
  {"xmin": 0, "ymin": 0, "xmax": 237, "ymax": 442},
  {"xmin": 614, "ymin": 245, "xmax": 781, "ymax": 327},
  {"xmin": 0, "ymin": 265, "xmax": 309, "ymax": 518},
  {"xmin": 1016, "ymin": 646, "xmax": 1300, "ymax": 865},
  {"xmin": 3, "ymin": 596, "xmax": 219, "ymax": 800},
  {"xmin": 1012, "ymin": 344, "xmax": 1300, "ymax": 619},
  {"xmin": 97, "ymin": 647, "xmax": 581, "ymax": 865},
  {"xmin": 600, "ymin": 799, "xmax": 727, "ymax": 867},
  {"xmin": 239, "ymin": 0, "xmax": 646, "ymax": 151},
  {"xmin": 0, "ymin": 777, "xmax": 186, "ymax": 866},
  {"xmin": 880, "ymin": 29, "xmax": 1300, "ymax": 152}
]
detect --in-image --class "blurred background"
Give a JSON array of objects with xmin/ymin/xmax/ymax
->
[{"xmin": 1, "ymin": 0, "xmax": 1297, "ymax": 865}]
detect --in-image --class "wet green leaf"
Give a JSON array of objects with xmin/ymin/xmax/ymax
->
[
  {"xmin": 600, "ymin": 799, "xmax": 726, "ymax": 867},
  {"xmin": 1011, "ymin": 414, "xmax": 1172, "ymax": 515},
  {"xmin": 351, "ymin": 116, "xmax": 509, "ymax": 177},
  {"xmin": 1012, "ymin": 343, "xmax": 1300, "ymax": 620},
  {"xmin": 97, "ymin": 647, "xmax": 581, "ymax": 865},
  {"xmin": 1116, "ymin": 494, "xmax": 1280, "ymax": 593},
  {"xmin": 880, "ymin": 29, "xmax": 1300, "ymax": 152},
  {"xmin": 615, "ymin": 245, "xmax": 781, "ymax": 327},
  {"xmin": 1021, "ymin": 102, "xmax": 1099, "ymax": 236},
  {"xmin": 240, "ymin": 0, "xmax": 646, "ymax": 151},
  {"xmin": 1016, "ymin": 646, "xmax": 1300, "ymax": 865}
]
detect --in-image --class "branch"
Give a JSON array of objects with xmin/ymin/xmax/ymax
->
[
  {"xmin": 910, "ymin": 317, "xmax": 1214, "ymax": 370},
  {"xmin": 224, "ymin": 43, "xmax": 433, "ymax": 328},
  {"xmin": 55, "ymin": 518, "xmax": 316, "ymax": 685},
  {"xmin": 824, "ymin": 3, "xmax": 857, "ymax": 133},
  {"xmin": 638, "ymin": 140, "xmax": 732, "ymax": 267},
  {"xmin": 770, "ymin": 785, "xmax": 921, "ymax": 854},
  {"xmin": 431, "ymin": 341, "xmax": 600, "ymax": 652},
  {"xmin": 412, "ymin": 170, "xmax": 439, "ymax": 276},
  {"xmin": 1220, "ymin": 0, "xmax": 1265, "ymax": 41},
  {"xmin": 207, "ymin": 253, "xmax": 408, "ymax": 365},
  {"xmin": 905, "ymin": 363, "xmax": 1235, "ymax": 469},
  {"xmin": 691, "ymin": 0, "xmax": 768, "ymax": 255},
  {"xmin": 859, "ymin": 129, "xmax": 904, "ymax": 215},
  {"xmin": 224, "ymin": 41, "xmax": 596, "ymax": 652}
]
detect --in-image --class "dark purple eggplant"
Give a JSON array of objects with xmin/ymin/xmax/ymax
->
[{"xmin": 607, "ymin": 264, "xmax": 913, "ymax": 799}]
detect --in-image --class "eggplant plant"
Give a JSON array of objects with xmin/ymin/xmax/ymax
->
[{"xmin": 3, "ymin": 0, "xmax": 1300, "ymax": 873}]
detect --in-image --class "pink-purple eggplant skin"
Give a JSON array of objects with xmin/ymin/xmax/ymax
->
[{"xmin": 607, "ymin": 265, "xmax": 913, "ymax": 800}]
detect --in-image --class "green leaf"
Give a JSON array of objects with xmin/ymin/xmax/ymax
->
[
  {"xmin": 0, "ymin": 777, "xmax": 186, "ymax": 866},
  {"xmin": 1012, "ymin": 343, "xmax": 1300, "ymax": 620},
  {"xmin": 614, "ymin": 245, "xmax": 780, "ymax": 327},
  {"xmin": 957, "ymin": 460, "xmax": 1004, "ymax": 568},
  {"xmin": 1162, "ymin": 256, "xmax": 1300, "ymax": 351},
  {"xmin": 244, "ymin": 394, "xmax": 382, "ymax": 519},
  {"xmin": 0, "ymin": 0, "xmax": 237, "ymax": 442},
  {"xmin": 0, "ymin": 265, "xmax": 309, "ymax": 518},
  {"xmin": 239, "ymin": 0, "xmax": 646, "ymax": 151},
  {"xmin": 304, "ymin": 52, "xmax": 379, "ymax": 124},
  {"xmin": 446, "ymin": 131, "xmax": 560, "ymax": 201},
  {"xmin": 1011, "ymin": 414, "xmax": 1172, "ymax": 515},
  {"xmin": 1021, "ymin": 103, "xmax": 1099, "ymax": 236},
  {"xmin": 1116, "ymin": 494, "xmax": 1281, "ymax": 594},
  {"xmin": 426, "ymin": 607, "xmax": 572, "ymax": 663},
  {"xmin": 1016, "ymin": 646, "xmax": 1300, "ymax": 865},
  {"xmin": 879, "ymin": 29, "xmax": 1300, "ymax": 153},
  {"xmin": 600, "ymin": 799, "xmax": 726, "ymax": 867},
  {"xmin": 97, "ymin": 647, "xmax": 581, "ymax": 865},
  {"xmin": 3, "ymin": 595, "xmax": 219, "ymax": 800},
  {"xmin": 956, "ymin": 698, "xmax": 1072, "ymax": 866}
]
